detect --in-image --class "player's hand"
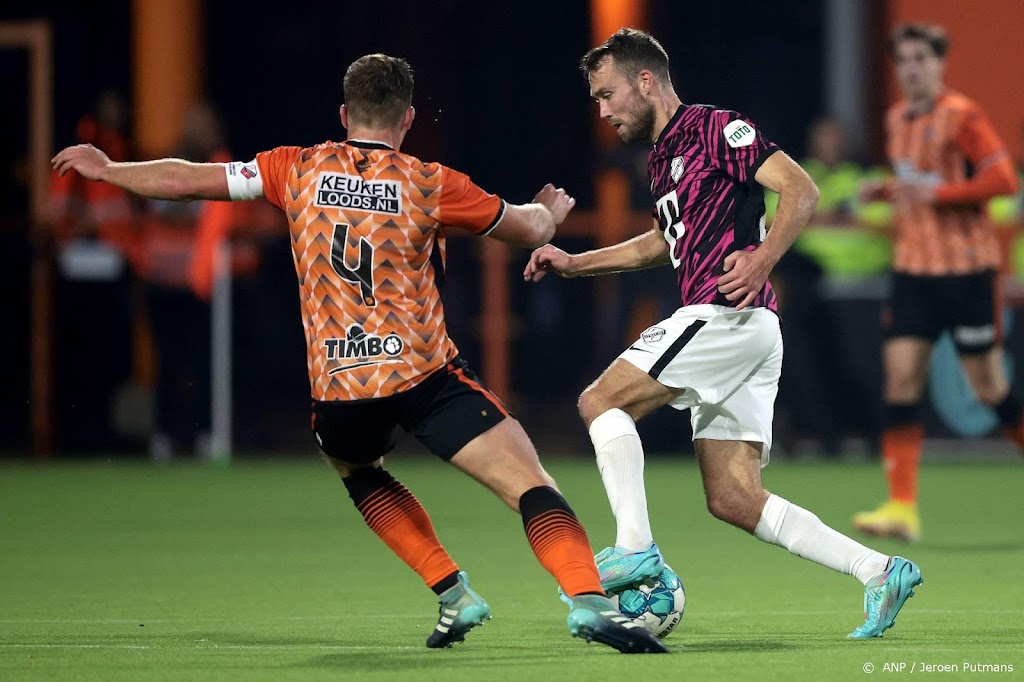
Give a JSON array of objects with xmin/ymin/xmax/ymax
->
[
  {"xmin": 524, "ymin": 244, "xmax": 576, "ymax": 282},
  {"xmin": 890, "ymin": 179, "xmax": 936, "ymax": 205},
  {"xmin": 859, "ymin": 179, "xmax": 888, "ymax": 203},
  {"xmin": 51, "ymin": 144, "xmax": 112, "ymax": 181},
  {"xmin": 717, "ymin": 248, "xmax": 774, "ymax": 310},
  {"xmin": 533, "ymin": 183, "xmax": 577, "ymax": 224}
]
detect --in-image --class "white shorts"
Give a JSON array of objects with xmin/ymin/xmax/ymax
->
[{"xmin": 619, "ymin": 304, "xmax": 783, "ymax": 466}]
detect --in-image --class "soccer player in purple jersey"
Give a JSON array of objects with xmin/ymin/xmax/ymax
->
[{"xmin": 524, "ymin": 28, "xmax": 922, "ymax": 639}]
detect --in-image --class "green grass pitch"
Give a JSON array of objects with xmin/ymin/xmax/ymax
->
[{"xmin": 1, "ymin": 457, "xmax": 1022, "ymax": 681}]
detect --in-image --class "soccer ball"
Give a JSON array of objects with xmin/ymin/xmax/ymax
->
[{"xmin": 608, "ymin": 565, "xmax": 685, "ymax": 638}]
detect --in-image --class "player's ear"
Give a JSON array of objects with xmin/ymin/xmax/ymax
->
[
  {"xmin": 340, "ymin": 105, "xmax": 349, "ymax": 130},
  {"xmin": 403, "ymin": 106, "xmax": 415, "ymax": 131},
  {"xmin": 637, "ymin": 70, "xmax": 653, "ymax": 96}
]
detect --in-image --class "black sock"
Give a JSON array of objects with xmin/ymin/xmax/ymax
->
[
  {"xmin": 430, "ymin": 571, "xmax": 460, "ymax": 596},
  {"xmin": 519, "ymin": 486, "xmax": 578, "ymax": 527},
  {"xmin": 884, "ymin": 403, "xmax": 920, "ymax": 428},
  {"xmin": 341, "ymin": 466, "xmax": 395, "ymax": 505}
]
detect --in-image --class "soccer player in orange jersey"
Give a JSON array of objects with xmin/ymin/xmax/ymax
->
[
  {"xmin": 854, "ymin": 25, "xmax": 1021, "ymax": 543},
  {"xmin": 52, "ymin": 54, "xmax": 667, "ymax": 654}
]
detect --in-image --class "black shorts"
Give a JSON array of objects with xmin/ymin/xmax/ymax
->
[
  {"xmin": 886, "ymin": 270, "xmax": 1002, "ymax": 354},
  {"xmin": 311, "ymin": 357, "xmax": 511, "ymax": 465}
]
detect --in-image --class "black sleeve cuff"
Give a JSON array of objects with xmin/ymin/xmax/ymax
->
[
  {"xmin": 746, "ymin": 146, "xmax": 780, "ymax": 185},
  {"xmin": 478, "ymin": 199, "xmax": 507, "ymax": 236}
]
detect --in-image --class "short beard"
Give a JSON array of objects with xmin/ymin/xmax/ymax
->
[{"xmin": 620, "ymin": 93, "xmax": 656, "ymax": 144}]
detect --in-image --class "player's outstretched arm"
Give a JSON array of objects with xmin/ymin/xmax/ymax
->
[
  {"xmin": 488, "ymin": 184, "xmax": 576, "ymax": 248},
  {"xmin": 717, "ymin": 150, "xmax": 818, "ymax": 309},
  {"xmin": 523, "ymin": 222, "xmax": 668, "ymax": 282},
  {"xmin": 52, "ymin": 143, "xmax": 231, "ymax": 201}
]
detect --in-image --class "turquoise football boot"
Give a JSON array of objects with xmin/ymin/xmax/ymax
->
[
  {"xmin": 425, "ymin": 571, "xmax": 491, "ymax": 648},
  {"xmin": 561, "ymin": 592, "xmax": 668, "ymax": 653},
  {"xmin": 848, "ymin": 557, "xmax": 923, "ymax": 639},
  {"xmin": 595, "ymin": 542, "xmax": 665, "ymax": 592}
]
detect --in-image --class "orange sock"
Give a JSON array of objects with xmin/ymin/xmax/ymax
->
[
  {"xmin": 520, "ymin": 486, "xmax": 603, "ymax": 597},
  {"xmin": 882, "ymin": 424, "xmax": 923, "ymax": 504},
  {"xmin": 344, "ymin": 468, "xmax": 458, "ymax": 591}
]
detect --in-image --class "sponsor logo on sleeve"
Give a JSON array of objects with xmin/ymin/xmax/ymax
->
[
  {"xmin": 641, "ymin": 326, "xmax": 667, "ymax": 343},
  {"xmin": 723, "ymin": 119, "xmax": 756, "ymax": 148},
  {"xmin": 314, "ymin": 172, "xmax": 402, "ymax": 215},
  {"xmin": 240, "ymin": 165, "xmax": 257, "ymax": 179}
]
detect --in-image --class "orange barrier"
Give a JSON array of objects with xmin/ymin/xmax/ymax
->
[{"xmin": 132, "ymin": 0, "xmax": 201, "ymax": 157}]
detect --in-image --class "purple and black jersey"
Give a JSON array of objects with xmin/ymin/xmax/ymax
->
[{"xmin": 650, "ymin": 104, "xmax": 779, "ymax": 311}]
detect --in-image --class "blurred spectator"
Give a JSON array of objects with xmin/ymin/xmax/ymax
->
[
  {"xmin": 766, "ymin": 118, "xmax": 869, "ymax": 456},
  {"xmin": 766, "ymin": 119, "xmax": 893, "ymax": 274},
  {"xmin": 49, "ymin": 89, "xmax": 136, "ymax": 253},
  {"xmin": 47, "ymin": 90, "xmax": 137, "ymax": 451},
  {"xmin": 140, "ymin": 102, "xmax": 275, "ymax": 460},
  {"xmin": 989, "ymin": 122, "xmax": 1024, "ymax": 228},
  {"xmin": 765, "ymin": 118, "xmax": 893, "ymax": 455},
  {"xmin": 997, "ymin": 124, "xmax": 1024, "ymax": 279}
]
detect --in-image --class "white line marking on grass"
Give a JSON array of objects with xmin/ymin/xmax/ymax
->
[
  {"xmin": 0, "ymin": 644, "xmax": 152, "ymax": 650},
  {"xmin": 696, "ymin": 609, "xmax": 1020, "ymax": 617},
  {"xmin": 208, "ymin": 645, "xmax": 421, "ymax": 651},
  {"xmin": 0, "ymin": 643, "xmax": 420, "ymax": 651},
  {"xmin": 0, "ymin": 615, "xmax": 424, "ymax": 625}
]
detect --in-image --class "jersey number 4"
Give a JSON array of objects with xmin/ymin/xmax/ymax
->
[
  {"xmin": 330, "ymin": 223, "xmax": 376, "ymax": 307},
  {"xmin": 655, "ymin": 191, "xmax": 685, "ymax": 269}
]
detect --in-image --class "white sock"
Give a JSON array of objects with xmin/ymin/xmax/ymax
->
[
  {"xmin": 589, "ymin": 409, "xmax": 653, "ymax": 552},
  {"xmin": 754, "ymin": 494, "xmax": 890, "ymax": 585}
]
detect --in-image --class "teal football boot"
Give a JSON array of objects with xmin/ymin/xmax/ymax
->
[
  {"xmin": 848, "ymin": 557, "xmax": 923, "ymax": 639},
  {"xmin": 595, "ymin": 542, "xmax": 665, "ymax": 592},
  {"xmin": 562, "ymin": 592, "xmax": 668, "ymax": 654},
  {"xmin": 425, "ymin": 571, "xmax": 491, "ymax": 648}
]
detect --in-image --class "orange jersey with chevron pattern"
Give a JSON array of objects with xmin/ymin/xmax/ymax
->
[
  {"xmin": 886, "ymin": 90, "xmax": 1007, "ymax": 275},
  {"xmin": 254, "ymin": 140, "xmax": 506, "ymax": 401}
]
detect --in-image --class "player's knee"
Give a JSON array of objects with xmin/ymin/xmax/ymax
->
[
  {"xmin": 577, "ymin": 386, "xmax": 610, "ymax": 427},
  {"xmin": 325, "ymin": 455, "xmax": 383, "ymax": 479},
  {"xmin": 885, "ymin": 374, "xmax": 923, "ymax": 402}
]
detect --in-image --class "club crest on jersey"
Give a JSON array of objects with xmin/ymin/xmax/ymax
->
[
  {"xmin": 240, "ymin": 165, "xmax": 257, "ymax": 179},
  {"xmin": 642, "ymin": 326, "xmax": 666, "ymax": 343},
  {"xmin": 315, "ymin": 172, "xmax": 402, "ymax": 215},
  {"xmin": 670, "ymin": 156, "xmax": 685, "ymax": 183},
  {"xmin": 325, "ymin": 324, "xmax": 404, "ymax": 375},
  {"xmin": 723, "ymin": 120, "xmax": 756, "ymax": 148}
]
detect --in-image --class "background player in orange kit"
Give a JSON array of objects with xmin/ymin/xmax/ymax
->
[
  {"xmin": 51, "ymin": 53, "xmax": 666, "ymax": 654},
  {"xmin": 854, "ymin": 24, "xmax": 1021, "ymax": 543}
]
